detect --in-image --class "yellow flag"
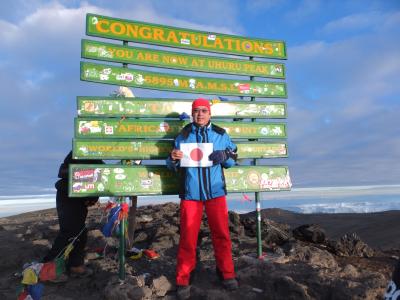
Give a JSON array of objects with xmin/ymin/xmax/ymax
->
[
  {"xmin": 22, "ymin": 268, "xmax": 38, "ymax": 285},
  {"xmin": 63, "ymin": 243, "xmax": 74, "ymax": 259}
]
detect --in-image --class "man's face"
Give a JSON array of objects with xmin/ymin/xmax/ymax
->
[{"xmin": 192, "ymin": 106, "xmax": 211, "ymax": 127}]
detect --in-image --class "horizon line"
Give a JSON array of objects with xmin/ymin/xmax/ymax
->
[{"xmin": 1, "ymin": 183, "xmax": 400, "ymax": 200}]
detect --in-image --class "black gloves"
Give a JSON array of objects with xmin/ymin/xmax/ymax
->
[
  {"xmin": 209, "ymin": 150, "xmax": 228, "ymax": 165},
  {"xmin": 209, "ymin": 149, "xmax": 237, "ymax": 165}
]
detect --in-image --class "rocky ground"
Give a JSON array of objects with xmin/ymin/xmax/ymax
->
[{"xmin": 0, "ymin": 202, "xmax": 399, "ymax": 299}]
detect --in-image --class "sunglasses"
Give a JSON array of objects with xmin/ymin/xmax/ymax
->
[{"xmin": 193, "ymin": 109, "xmax": 209, "ymax": 114}]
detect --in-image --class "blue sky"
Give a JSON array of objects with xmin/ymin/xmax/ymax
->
[{"xmin": 0, "ymin": 0, "xmax": 399, "ymax": 195}]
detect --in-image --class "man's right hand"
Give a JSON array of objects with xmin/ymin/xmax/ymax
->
[{"xmin": 170, "ymin": 149, "xmax": 183, "ymax": 161}]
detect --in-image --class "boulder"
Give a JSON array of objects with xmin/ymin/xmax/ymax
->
[
  {"xmin": 327, "ymin": 233, "xmax": 374, "ymax": 257},
  {"xmin": 293, "ymin": 224, "xmax": 326, "ymax": 244},
  {"xmin": 151, "ymin": 275, "xmax": 173, "ymax": 297}
]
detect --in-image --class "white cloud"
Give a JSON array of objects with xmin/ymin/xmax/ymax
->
[
  {"xmin": 0, "ymin": 0, "xmax": 247, "ymax": 194},
  {"xmin": 288, "ymin": 40, "xmax": 326, "ymax": 60},
  {"xmin": 86, "ymin": 0, "xmax": 242, "ymax": 35},
  {"xmin": 321, "ymin": 12, "xmax": 381, "ymax": 33},
  {"xmin": 285, "ymin": 17, "xmax": 400, "ymax": 187},
  {"xmin": 320, "ymin": 10, "xmax": 400, "ymax": 35},
  {"xmin": 289, "ymin": 32, "xmax": 400, "ymax": 117},
  {"xmin": 317, "ymin": 11, "xmax": 400, "ymax": 35},
  {"xmin": 0, "ymin": 19, "xmax": 19, "ymax": 43},
  {"xmin": 0, "ymin": 0, "xmax": 399, "ymax": 193},
  {"xmin": 0, "ymin": 2, "xmax": 109, "ymax": 69}
]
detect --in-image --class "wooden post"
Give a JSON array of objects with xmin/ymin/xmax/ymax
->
[
  {"xmin": 118, "ymin": 196, "xmax": 126, "ymax": 281},
  {"xmin": 249, "ymin": 56, "xmax": 263, "ymax": 259},
  {"xmin": 118, "ymin": 40, "xmax": 129, "ymax": 281}
]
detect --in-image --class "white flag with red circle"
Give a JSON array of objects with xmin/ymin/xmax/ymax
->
[{"xmin": 180, "ymin": 143, "xmax": 213, "ymax": 167}]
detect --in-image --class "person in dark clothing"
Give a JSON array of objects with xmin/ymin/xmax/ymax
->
[
  {"xmin": 42, "ymin": 151, "xmax": 103, "ymax": 276},
  {"xmin": 385, "ymin": 259, "xmax": 400, "ymax": 299}
]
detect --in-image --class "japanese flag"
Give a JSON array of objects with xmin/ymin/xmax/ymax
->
[{"xmin": 180, "ymin": 143, "xmax": 213, "ymax": 167}]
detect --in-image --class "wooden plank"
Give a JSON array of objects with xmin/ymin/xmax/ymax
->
[
  {"xmin": 73, "ymin": 139, "xmax": 288, "ymax": 159},
  {"xmin": 75, "ymin": 118, "xmax": 287, "ymax": 139},
  {"xmin": 86, "ymin": 14, "xmax": 286, "ymax": 59},
  {"xmin": 74, "ymin": 139, "xmax": 172, "ymax": 159},
  {"xmin": 69, "ymin": 165, "xmax": 292, "ymax": 196},
  {"xmin": 81, "ymin": 62, "xmax": 287, "ymax": 98},
  {"xmin": 82, "ymin": 39, "xmax": 285, "ymax": 78},
  {"xmin": 77, "ymin": 97, "xmax": 287, "ymax": 119}
]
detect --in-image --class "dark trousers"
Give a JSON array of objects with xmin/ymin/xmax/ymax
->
[{"xmin": 43, "ymin": 189, "xmax": 88, "ymax": 268}]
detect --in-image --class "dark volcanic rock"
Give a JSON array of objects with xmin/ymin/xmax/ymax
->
[
  {"xmin": 0, "ymin": 204, "xmax": 397, "ymax": 300},
  {"xmin": 240, "ymin": 214, "xmax": 291, "ymax": 245},
  {"xmin": 229, "ymin": 211, "xmax": 245, "ymax": 236},
  {"xmin": 151, "ymin": 275, "xmax": 173, "ymax": 297},
  {"xmin": 327, "ymin": 233, "xmax": 375, "ymax": 257},
  {"xmin": 293, "ymin": 224, "xmax": 326, "ymax": 244},
  {"xmin": 104, "ymin": 275, "xmax": 153, "ymax": 300},
  {"xmin": 288, "ymin": 243, "xmax": 338, "ymax": 269}
]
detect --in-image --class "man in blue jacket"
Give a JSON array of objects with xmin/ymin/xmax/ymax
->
[{"xmin": 166, "ymin": 98, "xmax": 239, "ymax": 299}]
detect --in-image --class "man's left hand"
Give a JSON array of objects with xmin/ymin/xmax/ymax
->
[{"xmin": 209, "ymin": 150, "xmax": 229, "ymax": 165}]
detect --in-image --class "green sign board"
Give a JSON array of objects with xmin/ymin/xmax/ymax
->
[
  {"xmin": 69, "ymin": 165, "xmax": 292, "ymax": 196},
  {"xmin": 86, "ymin": 14, "xmax": 286, "ymax": 59},
  {"xmin": 82, "ymin": 39, "xmax": 285, "ymax": 79},
  {"xmin": 73, "ymin": 139, "xmax": 288, "ymax": 160},
  {"xmin": 77, "ymin": 97, "xmax": 287, "ymax": 119},
  {"xmin": 81, "ymin": 62, "xmax": 287, "ymax": 98},
  {"xmin": 75, "ymin": 118, "xmax": 287, "ymax": 139}
]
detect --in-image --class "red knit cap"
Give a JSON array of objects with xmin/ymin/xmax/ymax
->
[{"xmin": 192, "ymin": 98, "xmax": 211, "ymax": 113}]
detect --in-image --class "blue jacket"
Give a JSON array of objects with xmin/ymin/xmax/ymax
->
[{"xmin": 166, "ymin": 122, "xmax": 237, "ymax": 201}]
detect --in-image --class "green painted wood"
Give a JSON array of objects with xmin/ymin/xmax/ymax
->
[
  {"xmin": 77, "ymin": 97, "xmax": 287, "ymax": 119},
  {"xmin": 73, "ymin": 139, "xmax": 288, "ymax": 159},
  {"xmin": 74, "ymin": 139, "xmax": 172, "ymax": 159},
  {"xmin": 81, "ymin": 62, "xmax": 287, "ymax": 98},
  {"xmin": 86, "ymin": 14, "xmax": 286, "ymax": 59},
  {"xmin": 75, "ymin": 118, "xmax": 287, "ymax": 139},
  {"xmin": 82, "ymin": 39, "xmax": 285, "ymax": 78},
  {"xmin": 69, "ymin": 165, "xmax": 292, "ymax": 196}
]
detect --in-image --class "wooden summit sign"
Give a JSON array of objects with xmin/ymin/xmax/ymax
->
[
  {"xmin": 82, "ymin": 39, "xmax": 285, "ymax": 78},
  {"xmin": 77, "ymin": 97, "xmax": 287, "ymax": 119},
  {"xmin": 72, "ymin": 13, "xmax": 292, "ymax": 194},
  {"xmin": 73, "ymin": 12, "xmax": 291, "ymax": 277},
  {"xmin": 86, "ymin": 14, "xmax": 286, "ymax": 59},
  {"xmin": 81, "ymin": 62, "xmax": 287, "ymax": 98}
]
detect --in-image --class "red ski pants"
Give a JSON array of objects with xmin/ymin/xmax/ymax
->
[{"xmin": 176, "ymin": 196, "xmax": 236, "ymax": 286}]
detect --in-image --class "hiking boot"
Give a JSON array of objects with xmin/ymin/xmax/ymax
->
[
  {"xmin": 176, "ymin": 285, "xmax": 191, "ymax": 300},
  {"xmin": 222, "ymin": 278, "xmax": 239, "ymax": 290}
]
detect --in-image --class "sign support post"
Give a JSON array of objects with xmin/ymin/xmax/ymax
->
[
  {"xmin": 118, "ymin": 196, "xmax": 126, "ymax": 281},
  {"xmin": 117, "ymin": 40, "xmax": 130, "ymax": 282},
  {"xmin": 249, "ymin": 56, "xmax": 263, "ymax": 258},
  {"xmin": 255, "ymin": 164, "xmax": 262, "ymax": 258}
]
